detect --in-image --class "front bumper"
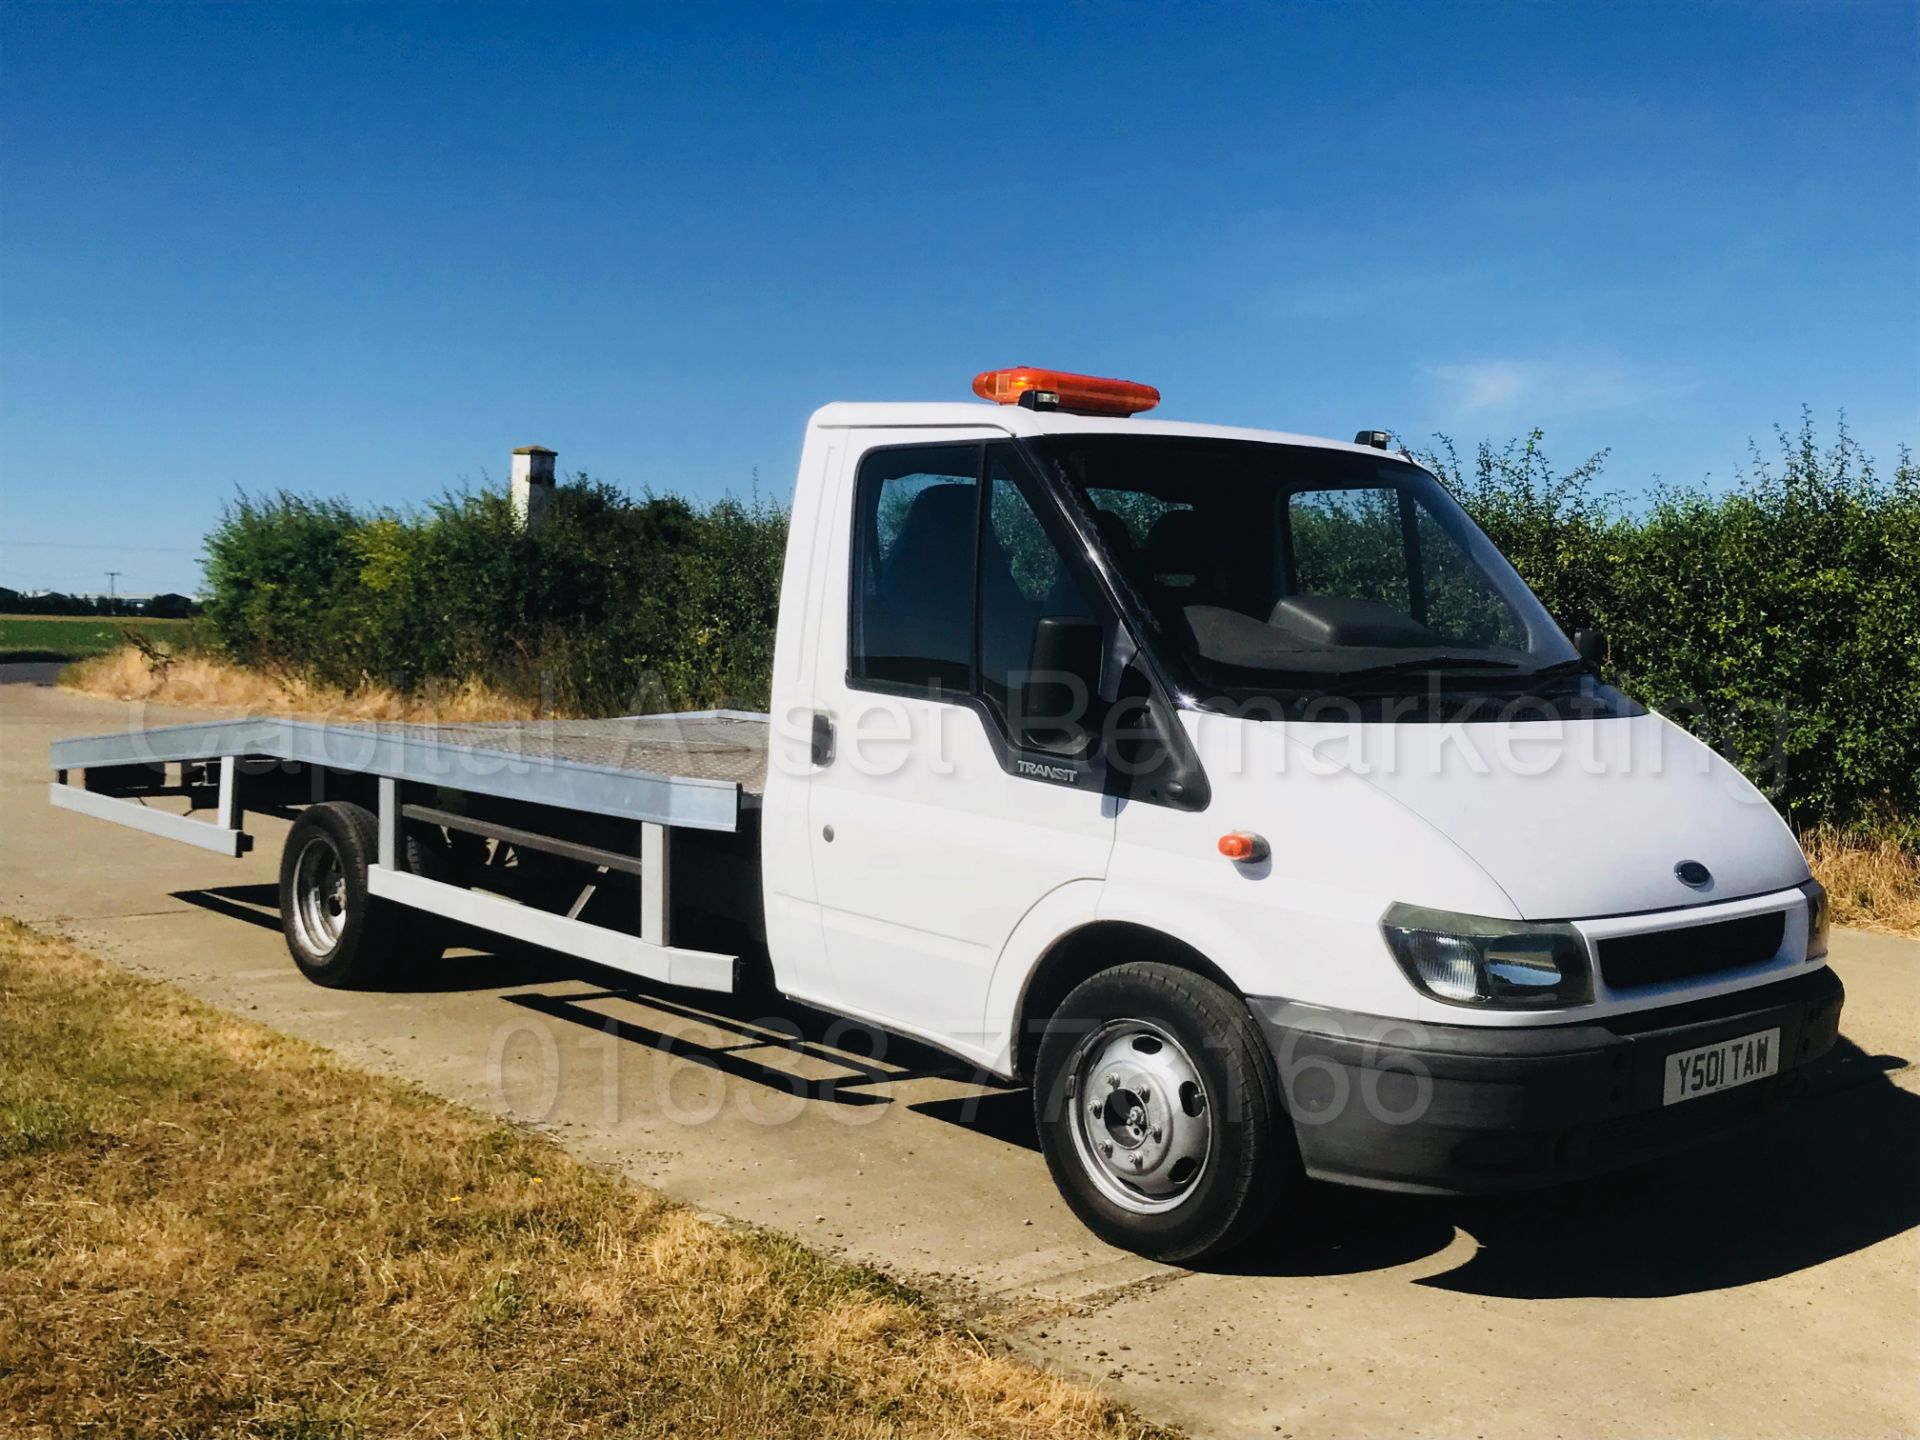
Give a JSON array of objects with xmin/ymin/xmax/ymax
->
[{"xmin": 1249, "ymin": 966, "xmax": 1844, "ymax": 1195}]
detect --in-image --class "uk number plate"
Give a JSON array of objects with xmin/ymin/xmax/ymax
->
[{"xmin": 1663, "ymin": 1027, "xmax": 1781, "ymax": 1106}]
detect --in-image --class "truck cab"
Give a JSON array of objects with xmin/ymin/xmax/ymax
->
[{"xmin": 760, "ymin": 368, "xmax": 1840, "ymax": 1259}]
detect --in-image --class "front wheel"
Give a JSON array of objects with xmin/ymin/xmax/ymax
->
[{"xmin": 1033, "ymin": 962, "xmax": 1297, "ymax": 1263}]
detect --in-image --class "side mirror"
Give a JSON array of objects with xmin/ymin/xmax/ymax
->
[
  {"xmin": 1573, "ymin": 627, "xmax": 1608, "ymax": 667},
  {"xmin": 1016, "ymin": 616, "xmax": 1105, "ymax": 754}
]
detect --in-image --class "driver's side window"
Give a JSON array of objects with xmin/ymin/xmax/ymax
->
[{"xmin": 847, "ymin": 443, "xmax": 1107, "ymax": 759}]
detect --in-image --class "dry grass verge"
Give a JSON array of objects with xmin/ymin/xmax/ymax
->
[
  {"xmin": 0, "ymin": 918, "xmax": 1172, "ymax": 1440},
  {"xmin": 62, "ymin": 645, "xmax": 546, "ymax": 723},
  {"xmin": 1802, "ymin": 828, "xmax": 1920, "ymax": 936}
]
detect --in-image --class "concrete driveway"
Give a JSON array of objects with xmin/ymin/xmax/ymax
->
[{"xmin": 4, "ymin": 673, "xmax": 1916, "ymax": 1438}]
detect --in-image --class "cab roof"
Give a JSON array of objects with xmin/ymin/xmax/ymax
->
[{"xmin": 806, "ymin": 401, "xmax": 1411, "ymax": 463}]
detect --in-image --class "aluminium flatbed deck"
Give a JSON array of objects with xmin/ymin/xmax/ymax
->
[{"xmin": 51, "ymin": 709, "xmax": 770, "ymax": 832}]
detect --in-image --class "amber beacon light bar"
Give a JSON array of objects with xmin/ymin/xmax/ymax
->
[{"xmin": 971, "ymin": 366, "xmax": 1160, "ymax": 417}]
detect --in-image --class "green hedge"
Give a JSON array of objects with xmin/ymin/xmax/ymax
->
[
  {"xmin": 202, "ymin": 481, "xmax": 787, "ymax": 715},
  {"xmin": 201, "ymin": 415, "xmax": 1916, "ymax": 834},
  {"xmin": 1422, "ymin": 413, "xmax": 1918, "ymax": 838}
]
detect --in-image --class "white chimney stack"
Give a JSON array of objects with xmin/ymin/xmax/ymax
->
[{"xmin": 510, "ymin": 445, "xmax": 557, "ymax": 530}]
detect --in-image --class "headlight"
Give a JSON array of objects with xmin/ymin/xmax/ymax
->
[
  {"xmin": 1799, "ymin": 878, "xmax": 1830, "ymax": 962},
  {"xmin": 1380, "ymin": 903, "xmax": 1594, "ymax": 1009}
]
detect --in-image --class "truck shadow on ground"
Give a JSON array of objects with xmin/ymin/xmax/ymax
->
[
  {"xmin": 171, "ymin": 884, "xmax": 286, "ymax": 934},
  {"xmin": 497, "ymin": 951, "xmax": 1920, "ymax": 1301},
  {"xmin": 170, "ymin": 885, "xmax": 557, "ymax": 991},
  {"xmin": 1216, "ymin": 1036, "xmax": 1920, "ymax": 1298},
  {"xmin": 173, "ymin": 897, "xmax": 1919, "ymax": 1303},
  {"xmin": 498, "ymin": 942, "xmax": 1002, "ymax": 1108}
]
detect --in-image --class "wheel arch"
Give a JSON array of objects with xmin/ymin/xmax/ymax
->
[{"xmin": 1010, "ymin": 921, "xmax": 1242, "ymax": 1083}]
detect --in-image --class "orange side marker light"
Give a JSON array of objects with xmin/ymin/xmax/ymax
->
[{"xmin": 1218, "ymin": 832, "xmax": 1269, "ymax": 863}]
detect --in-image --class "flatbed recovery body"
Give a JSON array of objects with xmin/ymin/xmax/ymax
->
[{"xmin": 51, "ymin": 711, "xmax": 770, "ymax": 992}]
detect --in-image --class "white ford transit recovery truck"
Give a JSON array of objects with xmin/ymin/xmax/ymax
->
[{"xmin": 49, "ymin": 367, "xmax": 1842, "ymax": 1261}]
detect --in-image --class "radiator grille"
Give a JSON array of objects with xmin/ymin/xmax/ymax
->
[{"xmin": 1597, "ymin": 910, "xmax": 1788, "ymax": 990}]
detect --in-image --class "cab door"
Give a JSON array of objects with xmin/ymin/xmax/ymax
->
[{"xmin": 804, "ymin": 437, "xmax": 1117, "ymax": 1056}]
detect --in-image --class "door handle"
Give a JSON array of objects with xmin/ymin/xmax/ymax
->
[{"xmin": 810, "ymin": 711, "xmax": 835, "ymax": 768}]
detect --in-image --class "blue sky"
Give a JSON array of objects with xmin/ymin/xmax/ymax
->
[{"xmin": 3, "ymin": 1, "xmax": 1915, "ymax": 596}]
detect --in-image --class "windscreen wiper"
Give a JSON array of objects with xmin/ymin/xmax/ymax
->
[
  {"xmin": 1337, "ymin": 655, "xmax": 1525, "ymax": 685},
  {"xmin": 1520, "ymin": 658, "xmax": 1593, "ymax": 679}
]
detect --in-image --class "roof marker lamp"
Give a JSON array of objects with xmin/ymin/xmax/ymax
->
[{"xmin": 1380, "ymin": 904, "xmax": 1594, "ymax": 1009}]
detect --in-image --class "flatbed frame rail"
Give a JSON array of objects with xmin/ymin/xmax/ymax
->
[{"xmin": 49, "ymin": 713, "xmax": 770, "ymax": 994}]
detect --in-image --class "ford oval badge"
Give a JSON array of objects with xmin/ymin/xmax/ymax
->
[{"xmin": 1674, "ymin": 859, "xmax": 1712, "ymax": 889}]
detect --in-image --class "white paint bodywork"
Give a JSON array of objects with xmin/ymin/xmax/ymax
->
[
  {"xmin": 1085, "ymin": 709, "xmax": 1811, "ymax": 1042},
  {"xmin": 763, "ymin": 418, "xmax": 1119, "ymax": 1047},
  {"xmin": 761, "ymin": 401, "xmax": 1819, "ymax": 1078}
]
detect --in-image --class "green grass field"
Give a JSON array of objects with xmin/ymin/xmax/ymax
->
[{"xmin": 0, "ymin": 614, "xmax": 189, "ymax": 663}]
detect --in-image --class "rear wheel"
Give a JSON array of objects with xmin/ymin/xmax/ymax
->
[
  {"xmin": 1034, "ymin": 962, "xmax": 1296, "ymax": 1263},
  {"xmin": 279, "ymin": 802, "xmax": 408, "ymax": 987}
]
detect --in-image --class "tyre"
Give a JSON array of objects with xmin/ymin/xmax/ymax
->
[
  {"xmin": 278, "ymin": 801, "xmax": 407, "ymax": 988},
  {"xmin": 1033, "ymin": 962, "xmax": 1296, "ymax": 1263}
]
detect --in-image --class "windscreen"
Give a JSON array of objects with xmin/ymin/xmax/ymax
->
[{"xmin": 1031, "ymin": 434, "xmax": 1640, "ymax": 718}]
